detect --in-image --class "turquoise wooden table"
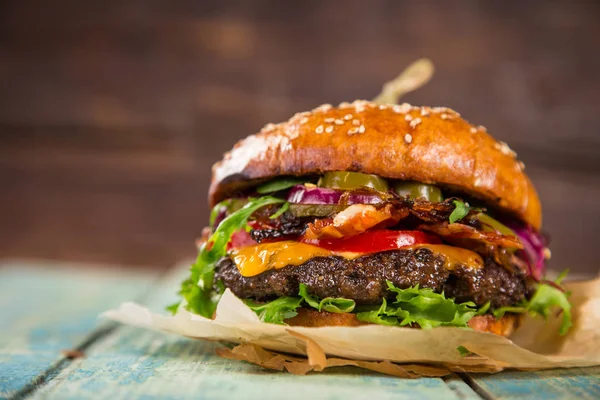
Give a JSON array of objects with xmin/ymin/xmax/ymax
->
[{"xmin": 1, "ymin": 260, "xmax": 599, "ymax": 400}]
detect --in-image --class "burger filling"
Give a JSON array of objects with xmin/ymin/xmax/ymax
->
[
  {"xmin": 171, "ymin": 172, "xmax": 572, "ymax": 334},
  {"xmin": 215, "ymin": 249, "xmax": 528, "ymax": 308}
]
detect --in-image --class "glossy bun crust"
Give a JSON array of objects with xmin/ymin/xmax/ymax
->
[
  {"xmin": 210, "ymin": 101, "xmax": 542, "ymax": 229},
  {"xmin": 286, "ymin": 307, "xmax": 520, "ymax": 337}
]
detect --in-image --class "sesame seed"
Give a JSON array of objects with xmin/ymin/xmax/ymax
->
[
  {"xmin": 420, "ymin": 107, "xmax": 430, "ymax": 117},
  {"xmin": 339, "ymin": 101, "xmax": 351, "ymax": 108},
  {"xmin": 474, "ymin": 178, "xmax": 482, "ymax": 187},
  {"xmin": 299, "ymin": 117, "xmax": 309, "ymax": 124},
  {"xmin": 352, "ymin": 100, "xmax": 370, "ymax": 113},
  {"xmin": 352, "ymin": 100, "xmax": 369, "ymax": 107},
  {"xmin": 315, "ymin": 125, "xmax": 324, "ymax": 134},
  {"xmin": 334, "ymin": 119, "xmax": 344, "ymax": 125},
  {"xmin": 358, "ymin": 125, "xmax": 366, "ymax": 133},
  {"xmin": 262, "ymin": 123, "xmax": 276, "ymax": 132},
  {"xmin": 477, "ymin": 125, "xmax": 487, "ymax": 132},
  {"xmin": 314, "ymin": 104, "xmax": 332, "ymax": 113},
  {"xmin": 441, "ymin": 113, "xmax": 449, "ymax": 120},
  {"xmin": 352, "ymin": 119, "xmax": 361, "ymax": 126},
  {"xmin": 324, "ymin": 118, "xmax": 335, "ymax": 123},
  {"xmin": 343, "ymin": 113, "xmax": 353, "ymax": 120},
  {"xmin": 325, "ymin": 125, "xmax": 334, "ymax": 133},
  {"xmin": 432, "ymin": 106, "xmax": 459, "ymax": 116},
  {"xmin": 409, "ymin": 117, "xmax": 422, "ymax": 129},
  {"xmin": 470, "ymin": 127, "xmax": 477, "ymax": 134},
  {"xmin": 294, "ymin": 111, "xmax": 310, "ymax": 120},
  {"xmin": 518, "ymin": 161, "xmax": 526, "ymax": 170},
  {"xmin": 348, "ymin": 127, "xmax": 359, "ymax": 135},
  {"xmin": 393, "ymin": 103, "xmax": 413, "ymax": 114},
  {"xmin": 404, "ymin": 133, "xmax": 413, "ymax": 143},
  {"xmin": 495, "ymin": 141, "xmax": 517, "ymax": 157},
  {"xmin": 378, "ymin": 104, "xmax": 388, "ymax": 110},
  {"xmin": 405, "ymin": 114, "xmax": 413, "ymax": 122}
]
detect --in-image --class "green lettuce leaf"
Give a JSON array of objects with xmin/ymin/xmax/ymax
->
[
  {"xmin": 209, "ymin": 199, "xmax": 232, "ymax": 228},
  {"xmin": 165, "ymin": 302, "xmax": 180, "ymax": 314},
  {"xmin": 555, "ymin": 269, "xmax": 569, "ymax": 285},
  {"xmin": 456, "ymin": 346, "xmax": 471, "ymax": 357},
  {"xmin": 529, "ymin": 284, "xmax": 572, "ymax": 335},
  {"xmin": 269, "ymin": 202, "xmax": 290, "ymax": 220},
  {"xmin": 209, "ymin": 198, "xmax": 249, "ymax": 227},
  {"xmin": 245, "ymin": 284, "xmax": 356, "ymax": 323},
  {"xmin": 246, "ymin": 282, "xmax": 487, "ymax": 327},
  {"xmin": 256, "ymin": 177, "xmax": 307, "ymax": 194},
  {"xmin": 171, "ymin": 196, "xmax": 285, "ymax": 317},
  {"xmin": 494, "ymin": 274, "xmax": 572, "ymax": 335},
  {"xmin": 356, "ymin": 282, "xmax": 486, "ymax": 328},
  {"xmin": 353, "ymin": 298, "xmax": 398, "ymax": 326},
  {"xmin": 449, "ymin": 200, "xmax": 470, "ymax": 223},
  {"xmin": 244, "ymin": 297, "xmax": 303, "ymax": 324},
  {"xmin": 299, "ymin": 284, "xmax": 356, "ymax": 313}
]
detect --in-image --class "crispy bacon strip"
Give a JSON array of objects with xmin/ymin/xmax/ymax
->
[
  {"xmin": 303, "ymin": 204, "xmax": 407, "ymax": 240},
  {"xmin": 418, "ymin": 223, "xmax": 523, "ymax": 250},
  {"xmin": 419, "ymin": 222, "xmax": 525, "ymax": 273},
  {"xmin": 409, "ymin": 199, "xmax": 455, "ymax": 223}
]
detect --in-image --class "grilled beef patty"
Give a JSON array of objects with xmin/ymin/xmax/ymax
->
[{"xmin": 214, "ymin": 248, "xmax": 532, "ymax": 308}]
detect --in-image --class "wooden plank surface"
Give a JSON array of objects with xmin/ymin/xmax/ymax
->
[
  {"xmin": 29, "ymin": 265, "xmax": 477, "ymax": 400},
  {"xmin": 465, "ymin": 368, "xmax": 600, "ymax": 400},
  {"xmin": 442, "ymin": 375, "xmax": 483, "ymax": 400},
  {"xmin": 0, "ymin": 261, "xmax": 158, "ymax": 399},
  {"xmin": 32, "ymin": 330, "xmax": 467, "ymax": 400}
]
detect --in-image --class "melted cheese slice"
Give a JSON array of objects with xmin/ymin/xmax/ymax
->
[
  {"xmin": 231, "ymin": 242, "xmax": 360, "ymax": 277},
  {"xmin": 422, "ymin": 244, "xmax": 484, "ymax": 270},
  {"xmin": 230, "ymin": 241, "xmax": 483, "ymax": 277}
]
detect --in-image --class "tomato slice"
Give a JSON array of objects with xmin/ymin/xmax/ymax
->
[{"xmin": 300, "ymin": 229, "xmax": 440, "ymax": 253}]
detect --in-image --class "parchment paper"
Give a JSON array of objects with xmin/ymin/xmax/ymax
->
[{"xmin": 103, "ymin": 278, "xmax": 600, "ymax": 377}]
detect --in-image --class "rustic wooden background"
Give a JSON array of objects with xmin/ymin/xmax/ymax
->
[{"xmin": 1, "ymin": 0, "xmax": 599, "ymax": 273}]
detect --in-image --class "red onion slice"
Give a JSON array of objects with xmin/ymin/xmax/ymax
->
[
  {"xmin": 505, "ymin": 221, "xmax": 548, "ymax": 280},
  {"xmin": 287, "ymin": 185, "xmax": 341, "ymax": 204},
  {"xmin": 286, "ymin": 185, "xmax": 383, "ymax": 205}
]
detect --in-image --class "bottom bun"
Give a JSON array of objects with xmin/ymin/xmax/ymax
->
[{"xmin": 286, "ymin": 308, "xmax": 520, "ymax": 337}]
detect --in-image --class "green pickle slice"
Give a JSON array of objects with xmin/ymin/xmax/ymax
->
[
  {"xmin": 318, "ymin": 171, "xmax": 389, "ymax": 192},
  {"xmin": 289, "ymin": 204, "xmax": 343, "ymax": 218},
  {"xmin": 393, "ymin": 181, "xmax": 443, "ymax": 202},
  {"xmin": 477, "ymin": 213, "xmax": 516, "ymax": 236}
]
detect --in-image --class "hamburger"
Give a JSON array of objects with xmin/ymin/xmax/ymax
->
[{"xmin": 171, "ymin": 100, "xmax": 571, "ymax": 337}]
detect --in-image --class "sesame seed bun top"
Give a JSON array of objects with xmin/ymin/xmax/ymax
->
[{"xmin": 210, "ymin": 100, "xmax": 542, "ymax": 229}]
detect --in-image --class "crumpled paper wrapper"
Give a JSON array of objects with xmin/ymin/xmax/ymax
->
[{"xmin": 103, "ymin": 278, "xmax": 600, "ymax": 377}]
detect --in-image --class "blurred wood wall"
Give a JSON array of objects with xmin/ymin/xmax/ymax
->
[{"xmin": 1, "ymin": 0, "xmax": 599, "ymax": 272}]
